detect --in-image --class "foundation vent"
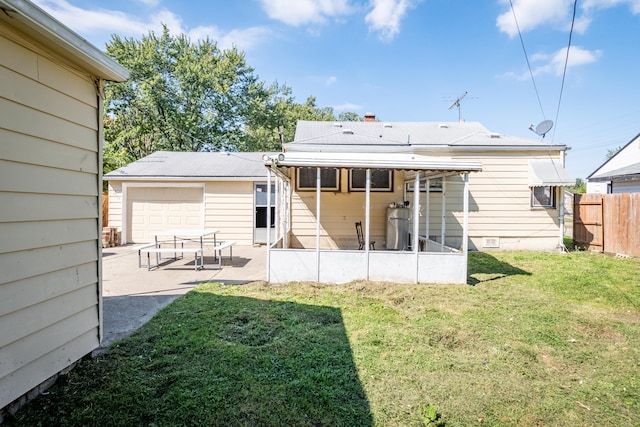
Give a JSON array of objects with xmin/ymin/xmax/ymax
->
[{"xmin": 482, "ymin": 237, "xmax": 500, "ymax": 248}]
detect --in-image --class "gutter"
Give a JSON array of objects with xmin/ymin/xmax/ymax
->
[{"xmin": 0, "ymin": 0, "xmax": 129, "ymax": 81}]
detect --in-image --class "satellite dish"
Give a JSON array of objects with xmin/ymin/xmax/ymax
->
[{"xmin": 528, "ymin": 119, "xmax": 553, "ymax": 138}]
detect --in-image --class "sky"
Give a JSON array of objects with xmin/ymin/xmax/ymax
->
[{"xmin": 31, "ymin": 0, "xmax": 640, "ymax": 181}]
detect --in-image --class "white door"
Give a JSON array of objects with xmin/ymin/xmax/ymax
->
[
  {"xmin": 254, "ymin": 183, "xmax": 275, "ymax": 244},
  {"xmin": 127, "ymin": 187, "xmax": 203, "ymax": 243}
]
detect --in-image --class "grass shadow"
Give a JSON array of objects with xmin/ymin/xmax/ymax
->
[
  {"xmin": 467, "ymin": 251, "xmax": 531, "ymax": 286},
  {"xmin": 8, "ymin": 290, "xmax": 373, "ymax": 427}
]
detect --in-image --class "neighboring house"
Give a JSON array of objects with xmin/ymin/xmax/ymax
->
[
  {"xmin": 261, "ymin": 119, "xmax": 574, "ymax": 284},
  {"xmin": 587, "ymin": 132, "xmax": 640, "ymax": 194},
  {"xmin": 104, "ymin": 151, "xmax": 274, "ymax": 245},
  {"xmin": 0, "ymin": 0, "xmax": 128, "ymax": 413}
]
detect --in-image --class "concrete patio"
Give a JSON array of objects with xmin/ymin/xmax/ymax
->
[{"xmin": 99, "ymin": 244, "xmax": 267, "ymax": 349}]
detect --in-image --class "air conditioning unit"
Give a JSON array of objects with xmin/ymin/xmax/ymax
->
[{"xmin": 482, "ymin": 237, "xmax": 500, "ymax": 248}]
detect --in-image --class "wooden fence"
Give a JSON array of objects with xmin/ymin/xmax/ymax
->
[
  {"xmin": 102, "ymin": 193, "xmax": 108, "ymax": 227},
  {"xmin": 574, "ymin": 193, "xmax": 640, "ymax": 257}
]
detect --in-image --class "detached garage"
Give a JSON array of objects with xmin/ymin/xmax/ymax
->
[{"xmin": 104, "ymin": 151, "xmax": 272, "ymax": 245}]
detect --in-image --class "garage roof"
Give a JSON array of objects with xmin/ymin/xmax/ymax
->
[{"xmin": 104, "ymin": 151, "xmax": 270, "ymax": 181}]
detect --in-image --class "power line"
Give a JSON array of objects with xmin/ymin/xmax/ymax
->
[
  {"xmin": 509, "ymin": 0, "xmax": 546, "ymax": 119},
  {"xmin": 552, "ymin": 0, "xmax": 579, "ymax": 142}
]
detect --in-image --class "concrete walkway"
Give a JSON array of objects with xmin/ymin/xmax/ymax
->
[{"xmin": 99, "ymin": 244, "xmax": 266, "ymax": 349}]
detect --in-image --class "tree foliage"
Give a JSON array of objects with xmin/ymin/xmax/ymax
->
[
  {"xmin": 567, "ymin": 177, "xmax": 586, "ymax": 194},
  {"xmin": 103, "ymin": 27, "xmax": 360, "ymax": 172},
  {"xmin": 605, "ymin": 145, "xmax": 622, "ymax": 160}
]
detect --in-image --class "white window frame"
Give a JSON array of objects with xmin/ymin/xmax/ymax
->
[
  {"xmin": 349, "ymin": 169, "xmax": 393, "ymax": 192},
  {"xmin": 530, "ymin": 186, "xmax": 556, "ymax": 208},
  {"xmin": 296, "ymin": 167, "xmax": 340, "ymax": 191}
]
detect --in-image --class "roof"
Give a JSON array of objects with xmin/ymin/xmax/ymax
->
[
  {"xmin": 104, "ymin": 151, "xmax": 270, "ymax": 181},
  {"xmin": 529, "ymin": 160, "xmax": 575, "ymax": 187},
  {"xmin": 0, "ymin": 0, "xmax": 128, "ymax": 81},
  {"xmin": 587, "ymin": 132, "xmax": 640, "ymax": 179},
  {"xmin": 286, "ymin": 120, "xmax": 568, "ymax": 151},
  {"xmin": 589, "ymin": 162, "xmax": 640, "ymax": 182},
  {"xmin": 264, "ymin": 152, "xmax": 482, "ymax": 176}
]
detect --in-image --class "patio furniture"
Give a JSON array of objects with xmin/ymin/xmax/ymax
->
[
  {"xmin": 211, "ymin": 241, "xmax": 236, "ymax": 269},
  {"xmin": 140, "ymin": 229, "xmax": 220, "ymax": 270},
  {"xmin": 355, "ymin": 221, "xmax": 375, "ymax": 250}
]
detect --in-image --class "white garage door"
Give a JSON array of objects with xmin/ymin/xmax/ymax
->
[{"xmin": 127, "ymin": 187, "xmax": 203, "ymax": 243}]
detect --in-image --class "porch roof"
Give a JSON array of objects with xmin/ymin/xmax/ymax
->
[{"xmin": 264, "ymin": 152, "xmax": 482, "ymax": 175}]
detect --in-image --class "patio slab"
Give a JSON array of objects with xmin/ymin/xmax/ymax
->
[{"xmin": 99, "ymin": 244, "xmax": 266, "ymax": 350}]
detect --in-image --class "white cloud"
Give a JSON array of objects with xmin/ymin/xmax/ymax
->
[
  {"xmin": 496, "ymin": 0, "xmax": 574, "ymax": 37},
  {"xmin": 365, "ymin": 0, "xmax": 416, "ymax": 41},
  {"xmin": 259, "ymin": 0, "xmax": 352, "ymax": 26},
  {"xmin": 332, "ymin": 102, "xmax": 362, "ymax": 111},
  {"xmin": 325, "ymin": 76, "xmax": 337, "ymax": 86},
  {"xmin": 506, "ymin": 46, "xmax": 601, "ymax": 79},
  {"xmin": 582, "ymin": 0, "xmax": 640, "ymax": 14},
  {"xmin": 136, "ymin": 0, "xmax": 160, "ymax": 6},
  {"xmin": 497, "ymin": 0, "xmax": 640, "ymax": 37}
]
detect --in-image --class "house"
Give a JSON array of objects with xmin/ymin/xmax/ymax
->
[
  {"xmin": 587, "ymin": 132, "xmax": 640, "ymax": 194},
  {"xmin": 104, "ymin": 151, "xmax": 274, "ymax": 245},
  {"xmin": 0, "ymin": 0, "xmax": 128, "ymax": 413},
  {"xmin": 262, "ymin": 119, "xmax": 574, "ymax": 284}
]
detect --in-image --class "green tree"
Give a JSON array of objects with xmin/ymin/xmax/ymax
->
[
  {"xmin": 103, "ymin": 27, "xmax": 362, "ymax": 169},
  {"xmin": 606, "ymin": 145, "xmax": 622, "ymax": 160},
  {"xmin": 567, "ymin": 177, "xmax": 586, "ymax": 194},
  {"xmin": 103, "ymin": 27, "xmax": 271, "ymax": 170}
]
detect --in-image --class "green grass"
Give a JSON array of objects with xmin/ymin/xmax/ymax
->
[{"xmin": 6, "ymin": 251, "xmax": 640, "ymax": 426}]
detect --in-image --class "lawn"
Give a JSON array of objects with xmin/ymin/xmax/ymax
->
[{"xmin": 5, "ymin": 251, "xmax": 640, "ymax": 426}]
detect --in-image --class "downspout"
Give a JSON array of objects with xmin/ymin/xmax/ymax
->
[
  {"xmin": 559, "ymin": 151, "xmax": 566, "ymax": 250},
  {"xmin": 425, "ymin": 178, "xmax": 430, "ymax": 247},
  {"xmin": 96, "ymin": 78, "xmax": 105, "ymax": 344},
  {"xmin": 463, "ymin": 173, "xmax": 470, "ymax": 281}
]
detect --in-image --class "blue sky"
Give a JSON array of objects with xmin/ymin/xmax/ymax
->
[{"xmin": 33, "ymin": 0, "xmax": 640, "ymax": 181}]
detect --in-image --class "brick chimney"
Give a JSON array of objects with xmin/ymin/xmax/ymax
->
[{"xmin": 363, "ymin": 112, "xmax": 376, "ymax": 122}]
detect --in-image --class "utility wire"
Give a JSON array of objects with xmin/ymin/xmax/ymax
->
[
  {"xmin": 510, "ymin": 0, "xmax": 546, "ymax": 119},
  {"xmin": 552, "ymin": 0, "xmax": 579, "ymax": 142}
]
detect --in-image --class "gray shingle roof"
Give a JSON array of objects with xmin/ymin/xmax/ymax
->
[
  {"xmin": 104, "ymin": 151, "xmax": 268, "ymax": 180},
  {"xmin": 289, "ymin": 120, "xmax": 566, "ymax": 148},
  {"xmin": 589, "ymin": 162, "xmax": 640, "ymax": 182}
]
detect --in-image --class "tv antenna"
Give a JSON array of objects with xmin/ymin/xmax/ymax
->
[
  {"xmin": 528, "ymin": 119, "xmax": 554, "ymax": 138},
  {"xmin": 448, "ymin": 91, "xmax": 468, "ymax": 122}
]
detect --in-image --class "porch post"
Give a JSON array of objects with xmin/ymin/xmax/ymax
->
[
  {"xmin": 441, "ymin": 177, "xmax": 447, "ymax": 249},
  {"xmin": 365, "ymin": 169, "xmax": 371, "ymax": 280},
  {"xmin": 266, "ymin": 169, "xmax": 272, "ymax": 282},
  {"xmin": 413, "ymin": 172, "xmax": 420, "ymax": 283},
  {"xmin": 274, "ymin": 177, "xmax": 279, "ymax": 245},
  {"xmin": 425, "ymin": 178, "xmax": 430, "ymax": 249},
  {"xmin": 463, "ymin": 173, "xmax": 469, "ymax": 253},
  {"xmin": 316, "ymin": 167, "xmax": 321, "ymax": 282},
  {"xmin": 413, "ymin": 173, "xmax": 420, "ymax": 253}
]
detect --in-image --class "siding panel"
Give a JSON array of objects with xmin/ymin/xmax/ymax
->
[
  {"xmin": 0, "ymin": 241, "xmax": 98, "ymax": 286},
  {"xmin": 0, "ymin": 219, "xmax": 97, "ymax": 254},
  {"xmin": 0, "ymin": 129, "xmax": 98, "ymax": 173},
  {"xmin": 0, "ymin": 192, "xmax": 98, "ymax": 222},
  {"xmin": 0, "ymin": 160, "xmax": 97, "ymax": 196}
]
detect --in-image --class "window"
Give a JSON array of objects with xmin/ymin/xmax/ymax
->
[
  {"xmin": 531, "ymin": 186, "xmax": 556, "ymax": 208},
  {"xmin": 406, "ymin": 177, "xmax": 443, "ymax": 192},
  {"xmin": 296, "ymin": 167, "xmax": 340, "ymax": 191},
  {"xmin": 349, "ymin": 169, "xmax": 393, "ymax": 192}
]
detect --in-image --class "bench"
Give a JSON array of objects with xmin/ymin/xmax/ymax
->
[
  {"xmin": 211, "ymin": 241, "xmax": 236, "ymax": 269},
  {"xmin": 139, "ymin": 247, "xmax": 203, "ymax": 271}
]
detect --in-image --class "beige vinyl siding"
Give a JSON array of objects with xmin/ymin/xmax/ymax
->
[
  {"xmin": 0, "ymin": 27, "xmax": 102, "ymax": 410},
  {"xmin": 288, "ymin": 152, "xmax": 565, "ymax": 251},
  {"xmin": 107, "ymin": 181, "xmax": 123, "ymax": 231},
  {"xmin": 290, "ymin": 170, "xmax": 404, "ymax": 249},
  {"xmin": 204, "ymin": 181, "xmax": 254, "ymax": 245}
]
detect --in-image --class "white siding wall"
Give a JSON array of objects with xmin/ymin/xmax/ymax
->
[
  {"xmin": 0, "ymin": 29, "xmax": 102, "ymax": 409},
  {"xmin": 612, "ymin": 179, "xmax": 640, "ymax": 194}
]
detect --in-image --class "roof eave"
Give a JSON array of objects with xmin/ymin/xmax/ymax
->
[{"xmin": 0, "ymin": 0, "xmax": 129, "ymax": 82}]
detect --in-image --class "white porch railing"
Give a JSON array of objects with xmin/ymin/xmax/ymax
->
[{"xmin": 267, "ymin": 248, "xmax": 468, "ymax": 284}]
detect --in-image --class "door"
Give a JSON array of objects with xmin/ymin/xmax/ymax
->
[
  {"xmin": 127, "ymin": 187, "xmax": 203, "ymax": 243},
  {"xmin": 254, "ymin": 183, "xmax": 275, "ymax": 244}
]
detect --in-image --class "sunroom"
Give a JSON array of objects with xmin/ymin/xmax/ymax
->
[{"xmin": 262, "ymin": 152, "xmax": 482, "ymax": 284}]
